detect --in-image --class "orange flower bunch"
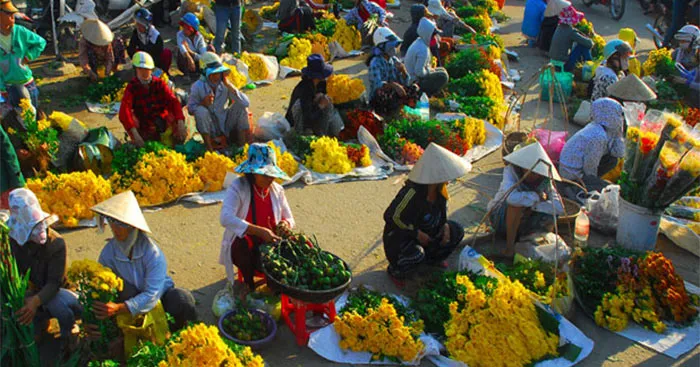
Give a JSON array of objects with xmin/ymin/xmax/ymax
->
[{"xmin": 640, "ymin": 253, "xmax": 698, "ymax": 323}]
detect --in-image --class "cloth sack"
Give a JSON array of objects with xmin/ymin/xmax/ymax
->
[{"xmin": 573, "ymin": 100, "xmax": 591, "ymax": 126}]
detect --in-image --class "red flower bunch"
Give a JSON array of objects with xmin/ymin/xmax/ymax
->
[
  {"xmin": 640, "ymin": 253, "xmax": 697, "ymax": 323},
  {"xmin": 681, "ymin": 107, "xmax": 700, "ymax": 128},
  {"xmin": 340, "ymin": 109, "xmax": 384, "ymax": 140},
  {"xmin": 444, "ymin": 134, "xmax": 470, "ymax": 156},
  {"xmin": 639, "ymin": 133, "xmax": 659, "ymax": 155},
  {"xmin": 346, "ymin": 144, "xmax": 369, "ymax": 166}
]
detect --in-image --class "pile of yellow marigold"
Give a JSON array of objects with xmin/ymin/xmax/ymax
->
[
  {"xmin": 194, "ymin": 152, "xmax": 236, "ymax": 192},
  {"xmin": 232, "ymin": 141, "xmax": 300, "ymax": 182},
  {"xmin": 326, "ymin": 75, "xmax": 366, "ymax": 104},
  {"xmin": 27, "ymin": 171, "xmax": 113, "ymax": 227},
  {"xmin": 158, "ymin": 323, "xmax": 265, "ymax": 367},
  {"xmin": 224, "ymin": 62, "xmax": 249, "ymax": 89},
  {"xmin": 304, "ymin": 137, "xmax": 371, "ymax": 174},
  {"xmin": 281, "ymin": 37, "xmax": 313, "ymax": 70},
  {"xmin": 332, "ymin": 19, "xmax": 361, "ymax": 52},
  {"xmin": 241, "ymin": 52, "xmax": 269, "ymax": 81}
]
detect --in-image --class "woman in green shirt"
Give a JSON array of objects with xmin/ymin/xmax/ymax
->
[
  {"xmin": 0, "ymin": 0, "xmax": 47, "ymax": 111},
  {"xmin": 1, "ymin": 125, "xmax": 25, "ymax": 208}
]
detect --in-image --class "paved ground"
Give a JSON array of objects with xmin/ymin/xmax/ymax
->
[{"xmin": 30, "ymin": 0, "xmax": 700, "ymax": 365}]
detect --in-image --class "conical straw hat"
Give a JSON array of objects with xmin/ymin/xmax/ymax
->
[
  {"xmin": 80, "ymin": 19, "xmax": 113, "ymax": 46},
  {"xmin": 607, "ymin": 73, "xmax": 657, "ymax": 102},
  {"xmin": 504, "ymin": 142, "xmax": 562, "ymax": 181},
  {"xmin": 91, "ymin": 191, "xmax": 151, "ymax": 233},
  {"xmin": 408, "ymin": 143, "xmax": 471, "ymax": 184}
]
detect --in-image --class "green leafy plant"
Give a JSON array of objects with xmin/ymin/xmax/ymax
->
[
  {"xmin": 127, "ymin": 341, "xmax": 167, "ymax": 367},
  {"xmin": 445, "ymin": 48, "xmax": 491, "ymax": 79}
]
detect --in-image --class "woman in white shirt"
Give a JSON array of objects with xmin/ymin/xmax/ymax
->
[{"xmin": 219, "ymin": 143, "xmax": 295, "ymax": 295}]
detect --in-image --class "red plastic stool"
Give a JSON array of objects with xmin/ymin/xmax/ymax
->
[{"xmin": 281, "ymin": 294, "xmax": 336, "ymax": 346}]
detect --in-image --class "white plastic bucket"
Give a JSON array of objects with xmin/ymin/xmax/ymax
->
[{"xmin": 616, "ymin": 198, "xmax": 662, "ymax": 251}]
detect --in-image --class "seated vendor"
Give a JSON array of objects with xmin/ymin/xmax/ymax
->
[
  {"xmin": 368, "ymin": 27, "xmax": 420, "ymax": 115},
  {"xmin": 522, "ymin": 0, "xmax": 546, "ymax": 47},
  {"xmin": 90, "ymin": 191, "xmax": 197, "ymax": 331},
  {"xmin": 487, "ymin": 142, "xmax": 564, "ymax": 258},
  {"xmin": 286, "ymin": 54, "xmax": 343, "ymax": 137},
  {"xmin": 79, "ymin": 19, "xmax": 122, "ymax": 82},
  {"xmin": 401, "ymin": 5, "xmax": 431, "ymax": 57},
  {"xmin": 426, "ymin": 0, "xmax": 474, "ymax": 38},
  {"xmin": 405, "ymin": 18, "xmax": 449, "ymax": 96},
  {"xmin": 278, "ymin": 0, "xmax": 315, "ymax": 34},
  {"xmin": 344, "ymin": 0, "xmax": 388, "ymax": 45},
  {"xmin": 220, "ymin": 143, "xmax": 295, "ymax": 295},
  {"xmin": 537, "ymin": 0, "xmax": 569, "ymax": 52},
  {"xmin": 119, "ymin": 52, "xmax": 186, "ymax": 147},
  {"xmin": 7, "ymin": 189, "xmax": 81, "ymax": 352},
  {"xmin": 607, "ymin": 73, "xmax": 657, "ymax": 105},
  {"xmin": 591, "ymin": 39, "xmax": 632, "ymax": 101},
  {"xmin": 559, "ymin": 98, "xmax": 625, "ymax": 199},
  {"xmin": 188, "ymin": 52, "xmax": 251, "ymax": 151},
  {"xmin": 670, "ymin": 25, "xmax": 700, "ymax": 108},
  {"xmin": 549, "ymin": 5, "xmax": 592, "ymax": 72},
  {"xmin": 618, "ymin": 28, "xmax": 641, "ymax": 76},
  {"xmin": 176, "ymin": 13, "xmax": 209, "ymax": 78},
  {"xmin": 383, "ymin": 143, "xmax": 467, "ymax": 284},
  {"xmin": 127, "ymin": 9, "xmax": 172, "ymax": 74}
]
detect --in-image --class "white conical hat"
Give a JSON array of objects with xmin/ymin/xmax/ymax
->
[
  {"xmin": 91, "ymin": 191, "xmax": 151, "ymax": 233},
  {"xmin": 80, "ymin": 19, "xmax": 113, "ymax": 46},
  {"xmin": 408, "ymin": 143, "xmax": 471, "ymax": 184},
  {"xmin": 544, "ymin": 0, "xmax": 571, "ymax": 17},
  {"xmin": 607, "ymin": 73, "xmax": 657, "ymax": 102},
  {"xmin": 504, "ymin": 142, "xmax": 562, "ymax": 181}
]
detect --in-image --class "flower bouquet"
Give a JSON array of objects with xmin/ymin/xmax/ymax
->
[
  {"xmin": 240, "ymin": 52, "xmax": 270, "ymax": 82},
  {"xmin": 224, "ymin": 62, "xmax": 248, "ymax": 89},
  {"xmin": 339, "ymin": 108, "xmax": 383, "ymax": 140},
  {"xmin": 496, "ymin": 257, "xmax": 570, "ymax": 305},
  {"xmin": 445, "ymin": 48, "xmax": 492, "ymax": 80},
  {"xmin": 326, "ymin": 74, "xmax": 366, "ymax": 105},
  {"xmin": 67, "ymin": 259, "xmax": 124, "ymax": 355},
  {"xmin": 26, "ymin": 171, "xmax": 113, "ymax": 227},
  {"xmin": 571, "ymin": 247, "xmax": 698, "ymax": 334},
  {"xmin": 259, "ymin": 2, "xmax": 279, "ymax": 21},
  {"xmin": 335, "ymin": 287, "xmax": 425, "ymax": 363},
  {"xmin": 0, "ymin": 223, "xmax": 40, "ymax": 366},
  {"xmin": 301, "ymin": 136, "xmax": 371, "ymax": 174},
  {"xmin": 448, "ymin": 70, "xmax": 503, "ymax": 101},
  {"xmin": 194, "ymin": 151, "xmax": 236, "ymax": 192},
  {"xmin": 642, "ymin": 48, "xmax": 675, "ymax": 78},
  {"xmin": 17, "ymin": 98, "xmax": 60, "ymax": 161},
  {"xmin": 280, "ymin": 38, "xmax": 313, "ymax": 70}
]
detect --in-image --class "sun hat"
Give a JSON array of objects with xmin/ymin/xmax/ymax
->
[
  {"xmin": 200, "ymin": 52, "xmax": 231, "ymax": 77},
  {"xmin": 675, "ymin": 25, "xmax": 700, "ymax": 46},
  {"xmin": 91, "ymin": 191, "xmax": 151, "ymax": 233},
  {"xmin": 7, "ymin": 188, "xmax": 58, "ymax": 246},
  {"xmin": 504, "ymin": 142, "xmax": 562, "ymax": 181},
  {"xmin": 301, "ymin": 54, "xmax": 333, "ymax": 79},
  {"xmin": 235, "ymin": 143, "xmax": 291, "ymax": 181},
  {"xmin": 618, "ymin": 28, "xmax": 639, "ymax": 50},
  {"xmin": 373, "ymin": 27, "xmax": 402, "ymax": 47},
  {"xmin": 603, "ymin": 39, "xmax": 633, "ymax": 60},
  {"xmin": 0, "ymin": 0, "xmax": 18, "ymax": 14},
  {"xmin": 408, "ymin": 143, "xmax": 471, "ymax": 184},
  {"xmin": 180, "ymin": 12, "xmax": 200, "ymax": 31},
  {"xmin": 81, "ymin": 19, "xmax": 114, "ymax": 46},
  {"xmin": 544, "ymin": 0, "xmax": 571, "ymax": 17},
  {"xmin": 558, "ymin": 5, "xmax": 584, "ymax": 26},
  {"xmin": 132, "ymin": 51, "xmax": 155, "ymax": 70},
  {"xmin": 607, "ymin": 73, "xmax": 657, "ymax": 102},
  {"xmin": 134, "ymin": 8, "xmax": 153, "ymax": 26}
]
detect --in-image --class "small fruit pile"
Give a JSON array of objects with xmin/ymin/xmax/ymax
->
[
  {"xmin": 261, "ymin": 228, "xmax": 351, "ymax": 291},
  {"xmin": 222, "ymin": 307, "xmax": 269, "ymax": 342}
]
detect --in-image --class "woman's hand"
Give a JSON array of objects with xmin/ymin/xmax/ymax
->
[
  {"xmin": 93, "ymin": 301, "xmax": 127, "ymax": 320},
  {"xmin": 83, "ymin": 323, "xmax": 102, "ymax": 340},
  {"xmin": 250, "ymin": 226, "xmax": 281, "ymax": 243},
  {"xmin": 417, "ymin": 230, "xmax": 432, "ymax": 247},
  {"xmin": 391, "ymin": 82, "xmax": 407, "ymax": 98},
  {"xmin": 16, "ymin": 295, "xmax": 41, "ymax": 325},
  {"xmin": 539, "ymin": 191, "xmax": 548, "ymax": 202}
]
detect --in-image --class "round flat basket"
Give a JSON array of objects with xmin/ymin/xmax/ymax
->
[
  {"xmin": 557, "ymin": 198, "xmax": 582, "ymax": 225},
  {"xmin": 501, "ymin": 132, "xmax": 528, "ymax": 164},
  {"xmin": 218, "ymin": 308, "xmax": 277, "ymax": 349},
  {"xmin": 262, "ymin": 254, "xmax": 352, "ymax": 304}
]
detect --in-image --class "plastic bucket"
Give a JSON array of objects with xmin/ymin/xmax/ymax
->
[{"xmin": 616, "ymin": 198, "xmax": 662, "ymax": 251}]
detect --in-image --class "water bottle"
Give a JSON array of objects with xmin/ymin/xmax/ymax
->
[
  {"xmin": 574, "ymin": 207, "xmax": 590, "ymax": 248},
  {"xmin": 417, "ymin": 93, "xmax": 430, "ymax": 121}
]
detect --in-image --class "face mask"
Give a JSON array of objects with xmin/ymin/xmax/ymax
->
[
  {"xmin": 385, "ymin": 44, "xmax": 397, "ymax": 57},
  {"xmin": 114, "ymin": 227, "xmax": 139, "ymax": 257},
  {"xmin": 29, "ymin": 221, "xmax": 48, "ymax": 245},
  {"xmin": 138, "ymin": 75, "xmax": 152, "ymax": 85},
  {"xmin": 620, "ymin": 57, "xmax": 629, "ymax": 71}
]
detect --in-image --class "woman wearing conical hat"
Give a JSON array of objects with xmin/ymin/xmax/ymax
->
[
  {"xmin": 382, "ymin": 143, "xmax": 468, "ymax": 284},
  {"xmin": 487, "ymin": 142, "xmax": 564, "ymax": 258},
  {"xmin": 88, "ymin": 191, "xmax": 196, "ymax": 331},
  {"xmin": 79, "ymin": 19, "xmax": 119, "ymax": 81}
]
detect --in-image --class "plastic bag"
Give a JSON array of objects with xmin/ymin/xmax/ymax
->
[
  {"xmin": 582, "ymin": 184, "xmax": 620, "ymax": 234},
  {"xmin": 212, "ymin": 283, "xmax": 236, "ymax": 318},
  {"xmin": 246, "ymin": 286, "xmax": 281, "ymax": 321},
  {"xmin": 254, "ymin": 112, "xmax": 291, "ymax": 141},
  {"xmin": 514, "ymin": 232, "xmax": 571, "ymax": 266},
  {"xmin": 528, "ymin": 129, "xmax": 568, "ymax": 164},
  {"xmin": 622, "ymin": 102, "xmax": 645, "ymax": 128},
  {"xmin": 116, "ymin": 301, "xmax": 169, "ymax": 358},
  {"xmin": 252, "ymin": 54, "xmax": 279, "ymax": 82}
]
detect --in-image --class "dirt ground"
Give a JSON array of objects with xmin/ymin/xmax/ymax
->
[{"xmin": 28, "ymin": 0, "xmax": 700, "ymax": 365}]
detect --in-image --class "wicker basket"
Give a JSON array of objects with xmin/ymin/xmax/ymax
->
[
  {"xmin": 501, "ymin": 132, "xmax": 528, "ymax": 165},
  {"xmin": 557, "ymin": 198, "xmax": 582, "ymax": 226}
]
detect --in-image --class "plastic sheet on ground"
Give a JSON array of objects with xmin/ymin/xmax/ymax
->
[
  {"xmin": 86, "ymin": 101, "xmax": 120, "ymax": 115},
  {"xmin": 307, "ymin": 291, "xmax": 442, "ymax": 365},
  {"xmin": 299, "ymin": 157, "xmax": 392, "ymax": 185},
  {"xmin": 659, "ymin": 215, "xmax": 700, "ymax": 257},
  {"xmin": 612, "ymin": 282, "xmax": 700, "ymax": 358},
  {"xmin": 357, "ymin": 119, "xmax": 503, "ymax": 172}
]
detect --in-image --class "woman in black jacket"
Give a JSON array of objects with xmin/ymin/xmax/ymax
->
[
  {"xmin": 127, "ymin": 9, "xmax": 172, "ymax": 73},
  {"xmin": 382, "ymin": 143, "xmax": 468, "ymax": 284}
]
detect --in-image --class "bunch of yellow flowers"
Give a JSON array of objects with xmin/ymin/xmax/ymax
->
[
  {"xmin": 594, "ymin": 284, "xmax": 666, "ymax": 333},
  {"xmin": 242, "ymin": 9, "xmax": 261, "ymax": 33},
  {"xmin": 224, "ymin": 62, "xmax": 249, "ymax": 89},
  {"xmin": 445, "ymin": 277, "xmax": 559, "ymax": 367},
  {"xmin": 67, "ymin": 259, "xmax": 124, "ymax": 301},
  {"xmin": 280, "ymin": 37, "xmax": 313, "ymax": 70},
  {"xmin": 478, "ymin": 69, "xmax": 503, "ymax": 105},
  {"xmin": 454, "ymin": 116, "xmax": 487, "ymax": 151},
  {"xmin": 642, "ymin": 48, "xmax": 673, "ymax": 77},
  {"xmin": 332, "ymin": 19, "xmax": 361, "ymax": 52},
  {"xmin": 305, "ymin": 136, "xmax": 355, "ymax": 174},
  {"xmin": 100, "ymin": 86, "xmax": 125, "ymax": 105},
  {"xmin": 48, "ymin": 111, "xmax": 86, "ymax": 131},
  {"xmin": 27, "ymin": 171, "xmax": 112, "ymax": 227},
  {"xmin": 335, "ymin": 298, "xmax": 425, "ymax": 362},
  {"xmin": 194, "ymin": 151, "xmax": 236, "ymax": 192},
  {"xmin": 111, "ymin": 150, "xmax": 204, "ymax": 206},
  {"xmin": 594, "ymin": 287, "xmax": 634, "ymax": 332},
  {"xmin": 232, "ymin": 141, "xmax": 300, "ymax": 183},
  {"xmin": 158, "ymin": 323, "xmax": 265, "ymax": 367},
  {"xmin": 241, "ymin": 52, "xmax": 269, "ymax": 82},
  {"xmin": 326, "ymin": 75, "xmax": 366, "ymax": 104},
  {"xmin": 199, "ymin": 25, "xmax": 215, "ymax": 41},
  {"xmin": 305, "ymin": 33, "xmax": 331, "ymax": 61},
  {"xmin": 259, "ymin": 2, "xmax": 279, "ymax": 20}
]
